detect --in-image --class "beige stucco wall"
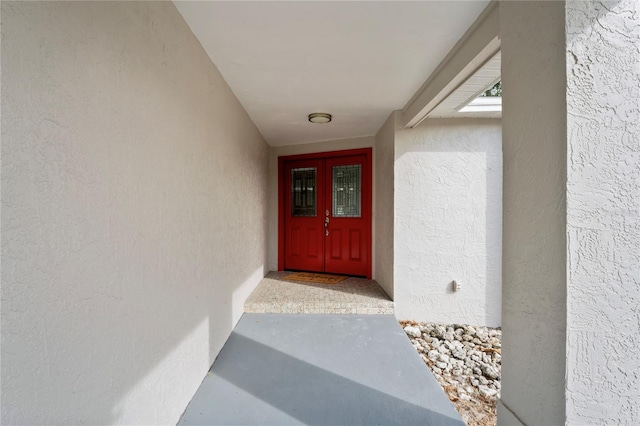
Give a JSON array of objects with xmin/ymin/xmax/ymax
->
[
  {"xmin": 499, "ymin": 2, "xmax": 639, "ymax": 424},
  {"xmin": 267, "ymin": 136, "xmax": 374, "ymax": 273},
  {"xmin": 498, "ymin": 1, "xmax": 568, "ymax": 424},
  {"xmin": 373, "ymin": 112, "xmax": 397, "ymax": 298},
  {"xmin": 394, "ymin": 118, "xmax": 502, "ymax": 327},
  {"xmin": 1, "ymin": 2, "xmax": 268, "ymax": 424}
]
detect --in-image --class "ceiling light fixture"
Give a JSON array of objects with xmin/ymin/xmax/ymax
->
[{"xmin": 308, "ymin": 113, "xmax": 332, "ymax": 124}]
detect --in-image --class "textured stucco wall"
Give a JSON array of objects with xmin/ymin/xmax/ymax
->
[
  {"xmin": 373, "ymin": 112, "xmax": 397, "ymax": 298},
  {"xmin": 565, "ymin": 0, "xmax": 640, "ymax": 422},
  {"xmin": 267, "ymin": 136, "xmax": 374, "ymax": 273},
  {"xmin": 1, "ymin": 2, "xmax": 269, "ymax": 424},
  {"xmin": 498, "ymin": 1, "xmax": 567, "ymax": 424},
  {"xmin": 394, "ymin": 118, "xmax": 502, "ymax": 327}
]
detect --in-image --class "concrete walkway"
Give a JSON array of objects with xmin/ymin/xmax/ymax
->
[{"xmin": 179, "ymin": 314, "xmax": 464, "ymax": 425}]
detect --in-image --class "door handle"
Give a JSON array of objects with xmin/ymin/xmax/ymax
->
[{"xmin": 325, "ymin": 216, "xmax": 330, "ymax": 227}]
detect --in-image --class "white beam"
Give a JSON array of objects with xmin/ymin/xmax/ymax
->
[{"xmin": 401, "ymin": 1, "xmax": 500, "ymax": 128}]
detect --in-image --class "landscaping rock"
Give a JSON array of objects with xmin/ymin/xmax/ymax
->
[
  {"xmin": 478, "ymin": 385, "xmax": 498, "ymax": 399},
  {"xmin": 400, "ymin": 320, "xmax": 502, "ymax": 426},
  {"xmin": 404, "ymin": 325, "xmax": 422, "ymax": 338}
]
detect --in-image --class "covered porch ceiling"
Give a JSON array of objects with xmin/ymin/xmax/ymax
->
[{"xmin": 174, "ymin": 1, "xmax": 491, "ymax": 146}]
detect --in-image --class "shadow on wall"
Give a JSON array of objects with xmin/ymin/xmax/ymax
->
[
  {"xmin": 394, "ymin": 118, "xmax": 502, "ymax": 327},
  {"xmin": 108, "ymin": 266, "xmax": 267, "ymax": 423}
]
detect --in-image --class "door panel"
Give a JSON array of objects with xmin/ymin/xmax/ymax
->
[
  {"xmin": 290, "ymin": 227, "xmax": 300, "ymax": 256},
  {"xmin": 307, "ymin": 228, "xmax": 319, "ymax": 257},
  {"xmin": 329, "ymin": 229, "xmax": 343, "ymax": 259},
  {"xmin": 281, "ymin": 149, "xmax": 371, "ymax": 278},
  {"xmin": 349, "ymin": 229, "xmax": 361, "ymax": 260}
]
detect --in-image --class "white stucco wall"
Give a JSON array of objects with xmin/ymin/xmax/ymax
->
[
  {"xmin": 373, "ymin": 112, "xmax": 397, "ymax": 298},
  {"xmin": 267, "ymin": 136, "xmax": 374, "ymax": 273},
  {"xmin": 394, "ymin": 118, "xmax": 502, "ymax": 327},
  {"xmin": 565, "ymin": 0, "xmax": 640, "ymax": 422},
  {"xmin": 1, "ymin": 2, "xmax": 268, "ymax": 424}
]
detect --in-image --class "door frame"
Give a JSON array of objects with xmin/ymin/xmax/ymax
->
[{"xmin": 278, "ymin": 147, "xmax": 372, "ymax": 278}]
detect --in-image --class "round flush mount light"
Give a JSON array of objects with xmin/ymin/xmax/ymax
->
[{"xmin": 308, "ymin": 113, "xmax": 332, "ymax": 124}]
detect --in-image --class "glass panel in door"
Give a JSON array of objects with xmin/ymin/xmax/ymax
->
[
  {"xmin": 291, "ymin": 167, "xmax": 317, "ymax": 217},
  {"xmin": 332, "ymin": 164, "xmax": 361, "ymax": 217}
]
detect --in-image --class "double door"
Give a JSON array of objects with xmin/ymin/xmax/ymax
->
[{"xmin": 282, "ymin": 150, "xmax": 371, "ymax": 278}]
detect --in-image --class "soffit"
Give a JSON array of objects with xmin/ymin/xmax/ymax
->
[
  {"xmin": 428, "ymin": 51, "xmax": 502, "ymax": 119},
  {"xmin": 174, "ymin": 1, "xmax": 490, "ymax": 146}
]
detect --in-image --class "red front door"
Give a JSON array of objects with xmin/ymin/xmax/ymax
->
[
  {"xmin": 284, "ymin": 158, "xmax": 325, "ymax": 273},
  {"xmin": 281, "ymin": 149, "xmax": 372, "ymax": 278}
]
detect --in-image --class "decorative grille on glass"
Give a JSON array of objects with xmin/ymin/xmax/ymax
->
[
  {"xmin": 332, "ymin": 165, "xmax": 361, "ymax": 217},
  {"xmin": 291, "ymin": 167, "xmax": 317, "ymax": 217}
]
